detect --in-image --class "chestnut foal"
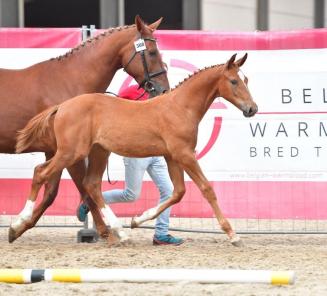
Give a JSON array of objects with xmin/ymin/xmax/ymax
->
[{"xmin": 15, "ymin": 53, "xmax": 257, "ymax": 246}]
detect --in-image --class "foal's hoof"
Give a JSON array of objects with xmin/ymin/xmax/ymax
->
[
  {"xmin": 130, "ymin": 217, "xmax": 139, "ymax": 229},
  {"xmin": 230, "ymin": 234, "xmax": 244, "ymax": 247},
  {"xmin": 107, "ymin": 228, "xmax": 130, "ymax": 247},
  {"xmin": 107, "ymin": 231, "xmax": 121, "ymax": 247},
  {"xmin": 8, "ymin": 227, "xmax": 18, "ymax": 243}
]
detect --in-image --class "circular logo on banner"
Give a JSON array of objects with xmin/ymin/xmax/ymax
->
[{"xmin": 119, "ymin": 58, "xmax": 227, "ymax": 160}]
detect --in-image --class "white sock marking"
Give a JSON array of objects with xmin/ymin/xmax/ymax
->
[
  {"xmin": 101, "ymin": 205, "xmax": 122, "ymax": 229},
  {"xmin": 11, "ymin": 200, "xmax": 35, "ymax": 229},
  {"xmin": 133, "ymin": 204, "xmax": 160, "ymax": 225}
]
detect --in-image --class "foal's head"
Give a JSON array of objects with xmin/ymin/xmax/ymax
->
[
  {"xmin": 218, "ymin": 53, "xmax": 258, "ymax": 117},
  {"xmin": 121, "ymin": 15, "xmax": 170, "ymax": 96}
]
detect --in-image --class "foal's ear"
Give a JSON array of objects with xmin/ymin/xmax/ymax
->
[
  {"xmin": 226, "ymin": 53, "xmax": 237, "ymax": 69},
  {"xmin": 148, "ymin": 17, "xmax": 163, "ymax": 32},
  {"xmin": 236, "ymin": 53, "xmax": 248, "ymax": 67},
  {"xmin": 135, "ymin": 15, "xmax": 146, "ymax": 33}
]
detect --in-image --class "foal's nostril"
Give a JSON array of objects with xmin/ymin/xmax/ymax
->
[{"xmin": 248, "ymin": 105, "xmax": 258, "ymax": 116}]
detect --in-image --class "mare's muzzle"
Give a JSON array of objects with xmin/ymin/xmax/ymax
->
[{"xmin": 143, "ymin": 79, "xmax": 168, "ymax": 98}]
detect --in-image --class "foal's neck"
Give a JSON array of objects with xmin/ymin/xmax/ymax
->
[{"xmin": 176, "ymin": 66, "xmax": 222, "ymax": 121}]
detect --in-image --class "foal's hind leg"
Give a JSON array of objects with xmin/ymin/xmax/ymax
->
[
  {"xmin": 8, "ymin": 153, "xmax": 63, "ymax": 243},
  {"xmin": 82, "ymin": 145, "xmax": 129, "ymax": 244},
  {"xmin": 9, "ymin": 158, "xmax": 53, "ymax": 242},
  {"xmin": 9, "ymin": 151, "xmax": 78, "ymax": 242},
  {"xmin": 67, "ymin": 160, "xmax": 109, "ymax": 239}
]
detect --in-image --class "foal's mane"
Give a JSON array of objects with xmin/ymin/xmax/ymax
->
[
  {"xmin": 171, "ymin": 63, "xmax": 224, "ymax": 91},
  {"xmin": 53, "ymin": 24, "xmax": 136, "ymax": 61}
]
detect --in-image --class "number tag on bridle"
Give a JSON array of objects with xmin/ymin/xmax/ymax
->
[{"xmin": 134, "ymin": 39, "xmax": 146, "ymax": 52}]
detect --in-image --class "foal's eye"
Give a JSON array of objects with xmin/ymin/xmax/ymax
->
[{"xmin": 231, "ymin": 79, "xmax": 238, "ymax": 85}]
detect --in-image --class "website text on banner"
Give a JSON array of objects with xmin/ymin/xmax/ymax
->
[{"xmin": 0, "ymin": 28, "xmax": 326, "ymax": 220}]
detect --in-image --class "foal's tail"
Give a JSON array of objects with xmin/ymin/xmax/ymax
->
[{"xmin": 16, "ymin": 105, "xmax": 59, "ymax": 153}]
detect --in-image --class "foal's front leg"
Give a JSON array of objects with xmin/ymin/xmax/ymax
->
[
  {"xmin": 178, "ymin": 152, "xmax": 242, "ymax": 246},
  {"xmin": 131, "ymin": 153, "xmax": 242, "ymax": 246}
]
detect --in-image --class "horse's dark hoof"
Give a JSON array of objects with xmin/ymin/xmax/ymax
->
[
  {"xmin": 8, "ymin": 227, "xmax": 17, "ymax": 243},
  {"xmin": 231, "ymin": 239, "xmax": 244, "ymax": 247},
  {"xmin": 130, "ymin": 217, "xmax": 138, "ymax": 229},
  {"xmin": 100, "ymin": 232, "xmax": 109, "ymax": 239},
  {"xmin": 230, "ymin": 235, "xmax": 244, "ymax": 247}
]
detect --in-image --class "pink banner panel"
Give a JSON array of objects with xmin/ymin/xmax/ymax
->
[
  {"xmin": 155, "ymin": 28, "xmax": 327, "ymax": 50},
  {"xmin": 0, "ymin": 28, "xmax": 81, "ymax": 48},
  {"xmin": 1, "ymin": 179, "xmax": 326, "ymax": 220}
]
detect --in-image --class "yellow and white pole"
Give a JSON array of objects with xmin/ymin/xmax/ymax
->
[{"xmin": 0, "ymin": 268, "xmax": 295, "ymax": 285}]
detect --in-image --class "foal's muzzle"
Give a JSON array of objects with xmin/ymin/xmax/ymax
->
[{"xmin": 242, "ymin": 103, "xmax": 258, "ymax": 117}]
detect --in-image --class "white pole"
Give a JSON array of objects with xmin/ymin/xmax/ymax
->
[
  {"xmin": 45, "ymin": 268, "xmax": 295, "ymax": 285},
  {"xmin": 80, "ymin": 269, "xmax": 295, "ymax": 284},
  {"xmin": 0, "ymin": 268, "xmax": 295, "ymax": 285}
]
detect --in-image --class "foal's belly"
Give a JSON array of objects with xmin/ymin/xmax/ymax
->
[{"xmin": 100, "ymin": 135, "xmax": 167, "ymax": 158}]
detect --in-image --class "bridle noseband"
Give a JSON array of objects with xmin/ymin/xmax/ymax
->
[{"xmin": 123, "ymin": 36, "xmax": 167, "ymax": 96}]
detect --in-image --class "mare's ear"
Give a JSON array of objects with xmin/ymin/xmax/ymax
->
[
  {"xmin": 135, "ymin": 15, "xmax": 146, "ymax": 33},
  {"xmin": 236, "ymin": 53, "xmax": 248, "ymax": 67},
  {"xmin": 148, "ymin": 17, "xmax": 163, "ymax": 32},
  {"xmin": 226, "ymin": 53, "xmax": 237, "ymax": 69}
]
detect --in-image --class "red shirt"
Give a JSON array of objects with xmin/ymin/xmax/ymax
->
[{"xmin": 118, "ymin": 85, "xmax": 149, "ymax": 101}]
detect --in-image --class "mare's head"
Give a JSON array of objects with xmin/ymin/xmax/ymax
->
[
  {"xmin": 218, "ymin": 53, "xmax": 258, "ymax": 117},
  {"xmin": 122, "ymin": 15, "xmax": 170, "ymax": 97}
]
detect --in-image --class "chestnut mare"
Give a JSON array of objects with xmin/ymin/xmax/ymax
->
[
  {"xmin": 2, "ymin": 15, "xmax": 170, "ymax": 243},
  {"xmin": 15, "ymin": 53, "xmax": 258, "ymax": 246}
]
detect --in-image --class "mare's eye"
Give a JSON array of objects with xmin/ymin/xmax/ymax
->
[
  {"xmin": 231, "ymin": 79, "xmax": 238, "ymax": 85},
  {"xmin": 149, "ymin": 50, "xmax": 158, "ymax": 57}
]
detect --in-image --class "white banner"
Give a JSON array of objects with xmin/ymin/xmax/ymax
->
[{"xmin": 1, "ymin": 48, "xmax": 327, "ymax": 181}]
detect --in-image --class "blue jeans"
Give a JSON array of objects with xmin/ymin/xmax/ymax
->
[{"xmin": 103, "ymin": 156, "xmax": 173, "ymax": 236}]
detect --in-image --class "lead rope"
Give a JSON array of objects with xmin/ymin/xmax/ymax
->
[
  {"xmin": 106, "ymin": 158, "xmax": 117, "ymax": 185},
  {"xmin": 103, "ymin": 88, "xmax": 147, "ymax": 185}
]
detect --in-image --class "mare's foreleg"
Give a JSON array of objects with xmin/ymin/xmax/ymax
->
[
  {"xmin": 67, "ymin": 160, "xmax": 109, "ymax": 238},
  {"xmin": 82, "ymin": 145, "xmax": 129, "ymax": 244}
]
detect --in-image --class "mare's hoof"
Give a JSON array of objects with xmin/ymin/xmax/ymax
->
[
  {"xmin": 99, "ymin": 230, "xmax": 110, "ymax": 239},
  {"xmin": 230, "ymin": 235, "xmax": 244, "ymax": 247},
  {"xmin": 8, "ymin": 227, "xmax": 17, "ymax": 243},
  {"xmin": 130, "ymin": 217, "xmax": 138, "ymax": 229}
]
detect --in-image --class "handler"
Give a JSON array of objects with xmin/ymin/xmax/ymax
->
[{"xmin": 77, "ymin": 84, "xmax": 184, "ymax": 246}]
